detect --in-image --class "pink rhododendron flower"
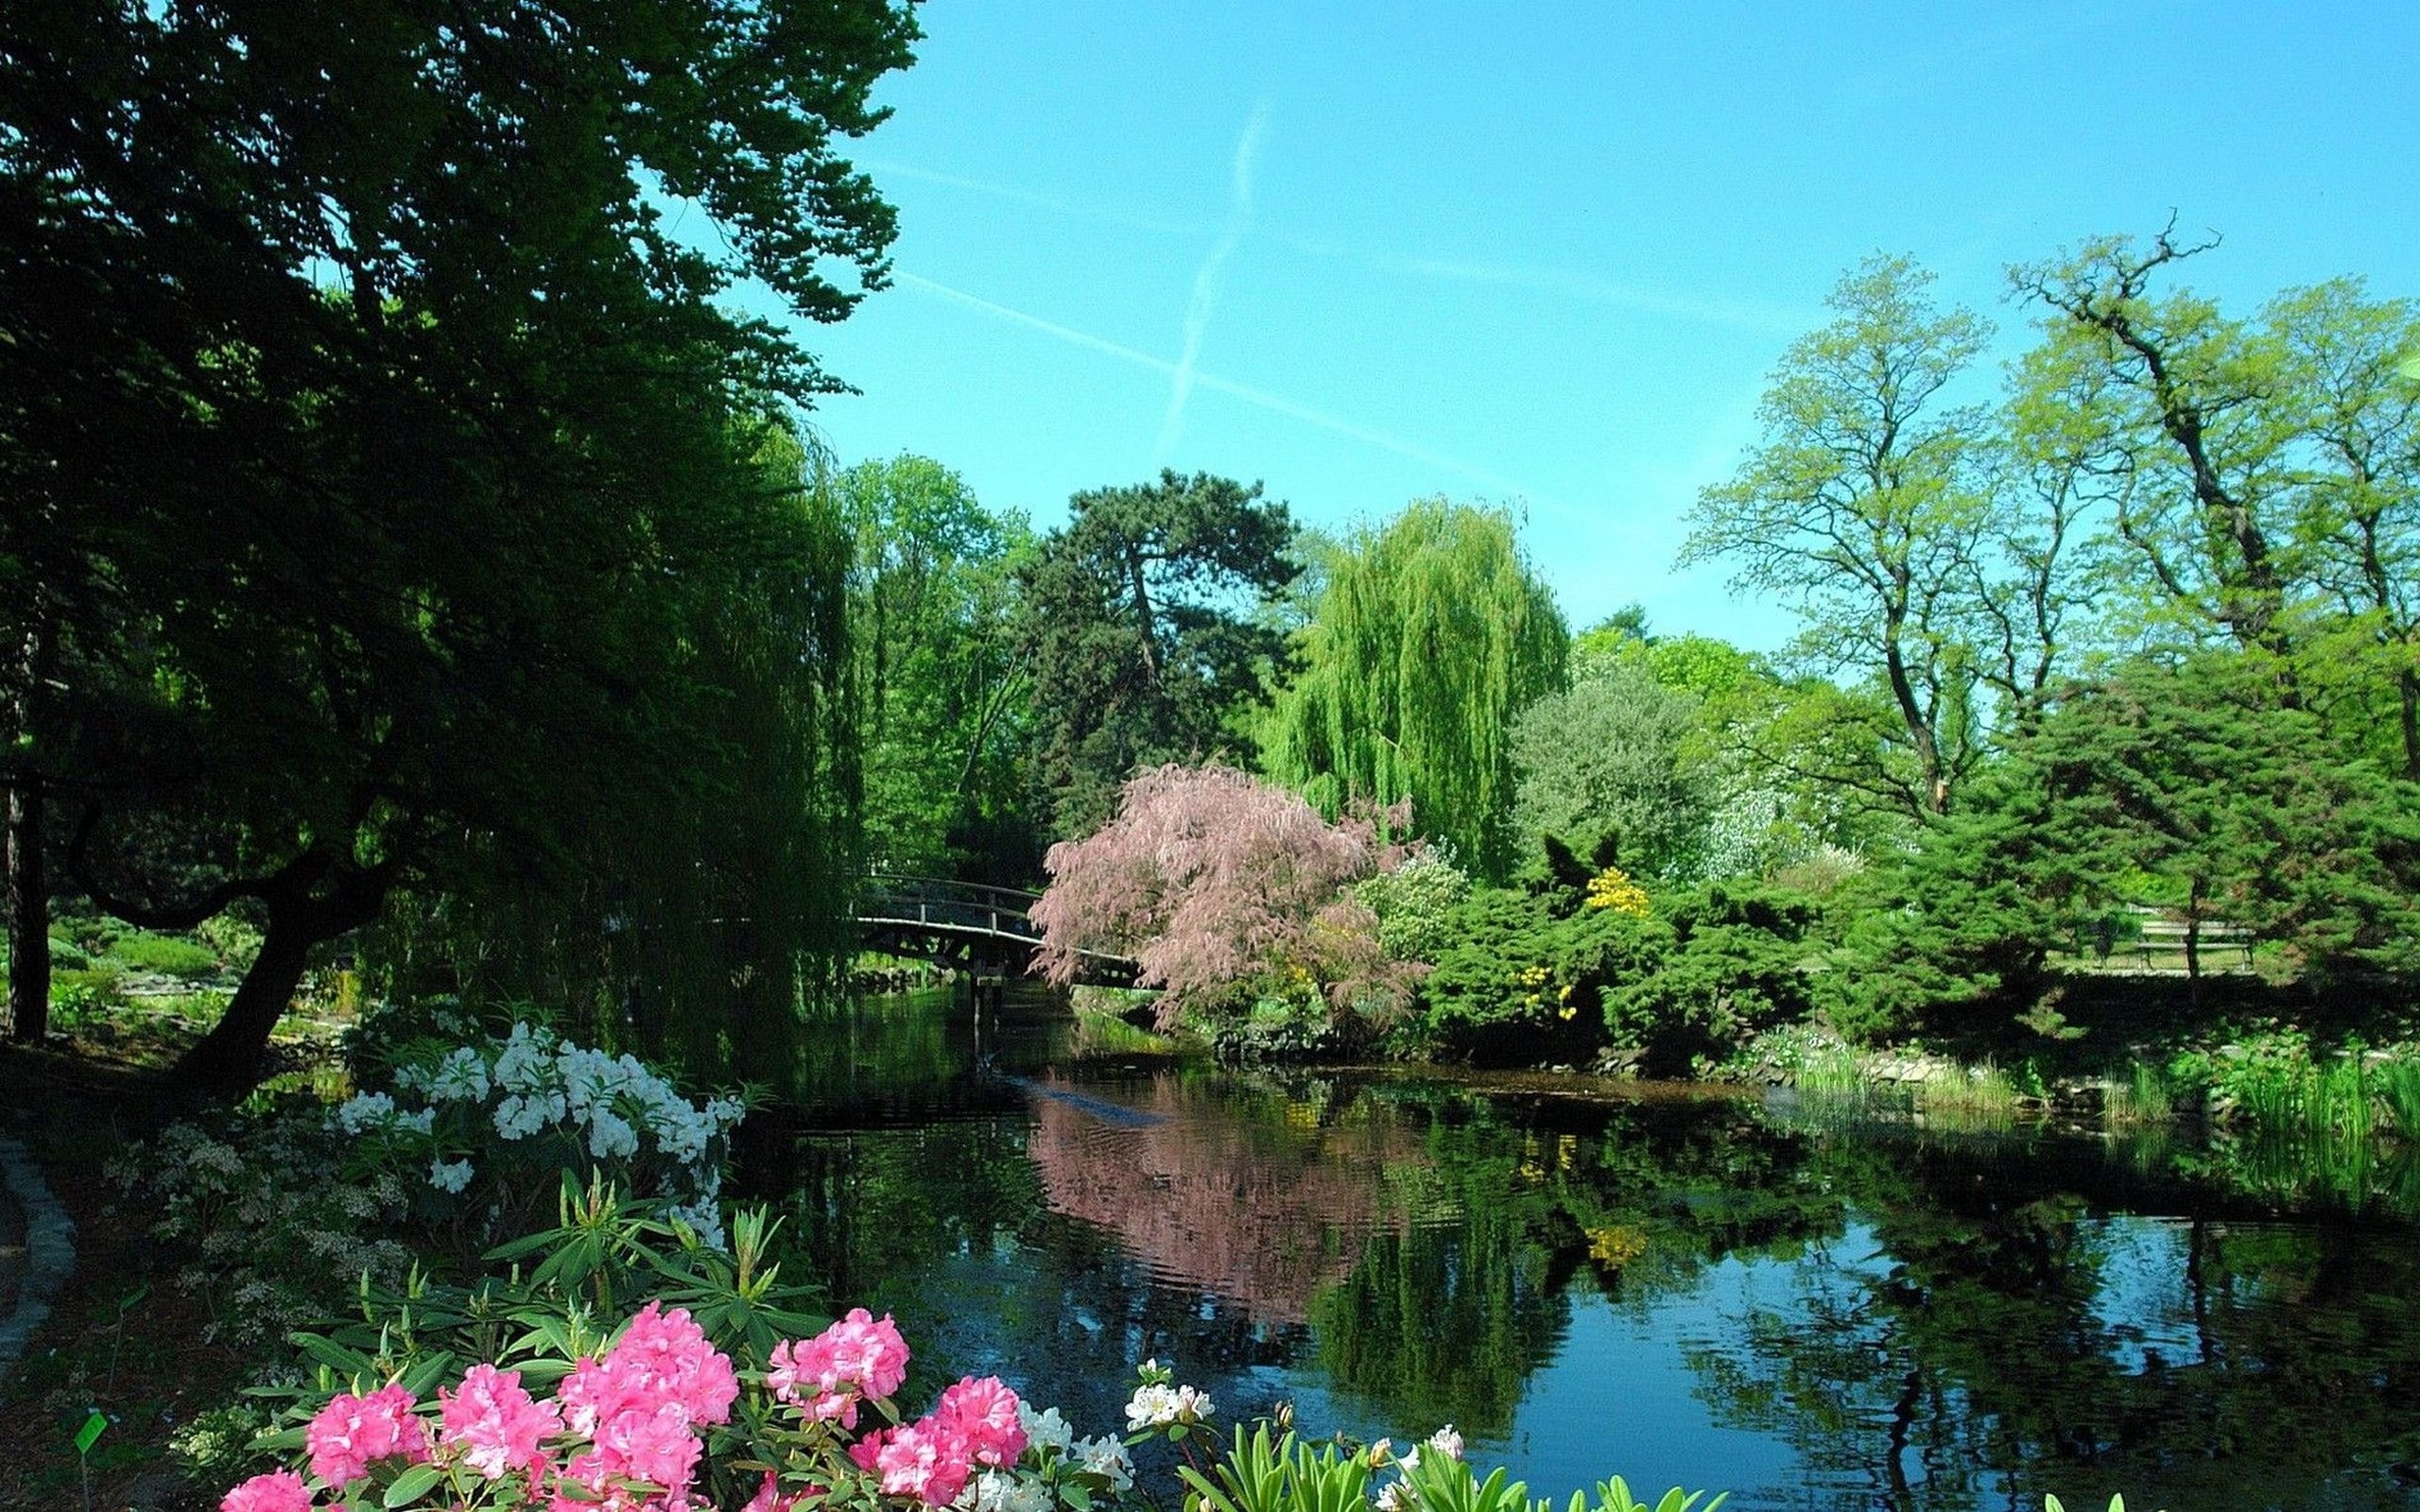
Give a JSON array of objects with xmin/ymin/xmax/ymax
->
[
  {"xmin": 440, "ymin": 1363, "xmax": 562, "ymax": 1480},
  {"xmin": 559, "ymin": 1300, "xmax": 738, "ymax": 1438},
  {"xmin": 769, "ymin": 1307, "xmax": 910, "ymax": 1423},
  {"xmin": 935, "ymin": 1376, "xmax": 1026, "ymax": 1468},
  {"xmin": 850, "ymin": 1418, "xmax": 974, "ymax": 1506},
  {"xmin": 615, "ymin": 1300, "xmax": 741, "ymax": 1426},
  {"xmin": 565, "ymin": 1400, "xmax": 703, "ymax": 1501},
  {"xmin": 767, "ymin": 1339, "xmax": 860, "ymax": 1427},
  {"xmin": 221, "ymin": 1469, "xmax": 314, "ymax": 1512},
  {"xmin": 304, "ymin": 1383, "xmax": 429, "ymax": 1487}
]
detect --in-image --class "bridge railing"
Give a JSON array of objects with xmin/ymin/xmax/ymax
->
[
  {"xmin": 858, "ymin": 873, "xmax": 1043, "ymax": 911},
  {"xmin": 850, "ymin": 873, "xmax": 1137, "ymax": 980},
  {"xmin": 855, "ymin": 889, "xmax": 1045, "ymax": 942}
]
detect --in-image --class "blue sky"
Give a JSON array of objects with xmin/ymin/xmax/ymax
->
[{"xmin": 782, "ymin": 1, "xmax": 2419, "ymax": 651}]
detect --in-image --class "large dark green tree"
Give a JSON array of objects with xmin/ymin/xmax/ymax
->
[
  {"xmin": 1833, "ymin": 650, "xmax": 2420, "ymax": 1033},
  {"xmin": 1017, "ymin": 471, "xmax": 1299, "ymax": 838},
  {"xmin": 0, "ymin": 0, "xmax": 915, "ymax": 1084},
  {"xmin": 1266, "ymin": 499, "xmax": 1565, "ymax": 881}
]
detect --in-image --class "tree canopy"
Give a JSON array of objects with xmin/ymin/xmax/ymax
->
[
  {"xmin": 1016, "ymin": 471, "xmax": 1300, "ymax": 837},
  {"xmin": 0, "ymin": 0, "xmax": 916, "ymax": 1084},
  {"xmin": 1266, "ymin": 500, "xmax": 1566, "ymax": 881},
  {"xmin": 838, "ymin": 455, "xmax": 1035, "ymax": 878}
]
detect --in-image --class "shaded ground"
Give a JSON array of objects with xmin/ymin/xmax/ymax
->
[
  {"xmin": 0, "ymin": 1160, "xmax": 22, "ymax": 1331},
  {"xmin": 0, "ymin": 1035, "xmax": 283, "ymax": 1512}
]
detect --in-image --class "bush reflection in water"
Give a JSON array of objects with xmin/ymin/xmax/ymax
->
[{"xmin": 737, "ymin": 991, "xmax": 2420, "ymax": 1512}]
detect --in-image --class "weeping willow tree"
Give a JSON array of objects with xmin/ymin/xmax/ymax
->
[
  {"xmin": 1267, "ymin": 501, "xmax": 1567, "ymax": 881},
  {"xmin": 362, "ymin": 423, "xmax": 863, "ymax": 1080}
]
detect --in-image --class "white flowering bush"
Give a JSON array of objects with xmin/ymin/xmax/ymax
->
[
  {"xmin": 337, "ymin": 1019, "xmax": 749, "ymax": 1249},
  {"xmin": 114, "ymin": 1108, "xmax": 418, "ymax": 1349}
]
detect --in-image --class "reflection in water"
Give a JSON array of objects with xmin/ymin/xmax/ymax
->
[
  {"xmin": 1024, "ymin": 1072, "xmax": 1414, "ymax": 1324},
  {"xmin": 735, "ymin": 991, "xmax": 2420, "ymax": 1512}
]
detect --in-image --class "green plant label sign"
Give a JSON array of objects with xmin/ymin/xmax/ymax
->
[{"xmin": 75, "ymin": 1411, "xmax": 107, "ymax": 1456}]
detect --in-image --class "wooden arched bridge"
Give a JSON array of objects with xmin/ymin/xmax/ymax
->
[{"xmin": 854, "ymin": 874, "xmax": 1137, "ymax": 987}]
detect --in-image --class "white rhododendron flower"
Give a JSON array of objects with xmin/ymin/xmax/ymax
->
[
  {"xmin": 1124, "ymin": 1382, "xmax": 1213, "ymax": 1430},
  {"xmin": 331, "ymin": 1017, "xmax": 743, "ymax": 1246},
  {"xmin": 333, "ymin": 1091, "xmax": 397, "ymax": 1134},
  {"xmin": 428, "ymin": 1046, "xmax": 490, "ymax": 1103},
  {"xmin": 1426, "ymin": 1425, "xmax": 1464, "ymax": 1461},
  {"xmin": 1074, "ymin": 1434, "xmax": 1134, "ymax": 1490},
  {"xmin": 1016, "ymin": 1403, "xmax": 1074, "ymax": 1455}
]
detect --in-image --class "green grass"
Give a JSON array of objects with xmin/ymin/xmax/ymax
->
[
  {"xmin": 1792, "ymin": 1047, "xmax": 1867, "ymax": 1098},
  {"xmin": 107, "ymin": 930, "xmax": 223, "ymax": 980},
  {"xmin": 1070, "ymin": 1006, "xmax": 1182, "ymax": 1057}
]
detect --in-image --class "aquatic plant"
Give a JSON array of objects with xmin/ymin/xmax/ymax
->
[
  {"xmin": 2377, "ymin": 1057, "xmax": 2420, "ymax": 1140},
  {"xmin": 2101, "ymin": 1062, "xmax": 2174, "ymax": 1127},
  {"xmin": 1917, "ymin": 1060, "xmax": 2024, "ymax": 1129}
]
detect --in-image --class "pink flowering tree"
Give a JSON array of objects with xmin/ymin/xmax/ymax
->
[{"xmin": 1028, "ymin": 764, "xmax": 1420, "ymax": 1032}]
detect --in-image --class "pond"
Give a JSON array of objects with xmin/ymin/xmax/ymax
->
[{"xmin": 730, "ymin": 989, "xmax": 2420, "ymax": 1512}]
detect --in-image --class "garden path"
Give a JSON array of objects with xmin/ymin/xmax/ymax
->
[{"xmin": 0, "ymin": 1130, "xmax": 74, "ymax": 1387}]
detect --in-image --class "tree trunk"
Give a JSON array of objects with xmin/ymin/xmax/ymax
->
[
  {"xmin": 172, "ymin": 856, "xmax": 391, "ymax": 1094},
  {"xmin": 2184, "ymin": 877, "xmax": 2205, "ymax": 1013},
  {"xmin": 2399, "ymin": 664, "xmax": 2420, "ymax": 782},
  {"xmin": 1122, "ymin": 546, "xmax": 1160, "ymax": 684},
  {"xmin": 175, "ymin": 910, "xmax": 314, "ymax": 1091},
  {"xmin": 5, "ymin": 775, "xmax": 46, "ymax": 1042},
  {"xmin": 1881, "ymin": 630, "xmax": 1946, "ymax": 816},
  {"xmin": 5, "ymin": 613, "xmax": 54, "ymax": 1043}
]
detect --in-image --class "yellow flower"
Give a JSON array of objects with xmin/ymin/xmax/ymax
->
[
  {"xmin": 1586, "ymin": 1224, "xmax": 1649, "ymax": 1268},
  {"xmin": 1583, "ymin": 866, "xmax": 1651, "ymax": 917}
]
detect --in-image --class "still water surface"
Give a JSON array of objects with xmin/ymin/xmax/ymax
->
[{"xmin": 731, "ymin": 991, "xmax": 2420, "ymax": 1512}]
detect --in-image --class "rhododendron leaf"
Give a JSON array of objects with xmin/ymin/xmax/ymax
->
[
  {"xmin": 1063, "ymin": 1484, "xmax": 1094, "ymax": 1511},
  {"xmin": 513, "ymin": 1359, "xmax": 575, "ymax": 1386},
  {"xmin": 293, "ymin": 1334, "xmax": 377, "ymax": 1380},
  {"xmin": 395, "ymin": 1350, "xmax": 456, "ymax": 1398},
  {"xmin": 381, "ymin": 1464, "xmax": 444, "ymax": 1506},
  {"xmin": 483, "ymin": 1230, "xmax": 559, "ymax": 1262},
  {"xmin": 251, "ymin": 1427, "xmax": 307, "ymax": 1452}
]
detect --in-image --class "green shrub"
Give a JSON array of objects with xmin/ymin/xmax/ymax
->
[
  {"xmin": 194, "ymin": 908, "xmax": 265, "ymax": 969},
  {"xmin": 1355, "ymin": 847, "xmax": 1473, "ymax": 964},
  {"xmin": 52, "ymin": 965, "xmax": 128, "ymax": 1018},
  {"xmin": 1600, "ymin": 883, "xmax": 1825, "ymax": 1074},
  {"xmin": 112, "ymin": 1103, "xmax": 418, "ymax": 1350},
  {"xmin": 54, "ymin": 913, "xmax": 129, "ymax": 954},
  {"xmin": 1410, "ymin": 887, "xmax": 1667, "ymax": 1063},
  {"xmin": 110, "ymin": 929, "xmax": 223, "ymax": 979}
]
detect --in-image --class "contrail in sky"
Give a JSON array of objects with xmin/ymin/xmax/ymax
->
[
  {"xmin": 894, "ymin": 270, "xmax": 1533, "ymax": 498},
  {"xmin": 869, "ymin": 156, "xmax": 1805, "ymax": 334},
  {"xmin": 1153, "ymin": 103, "xmax": 1270, "ymax": 465}
]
